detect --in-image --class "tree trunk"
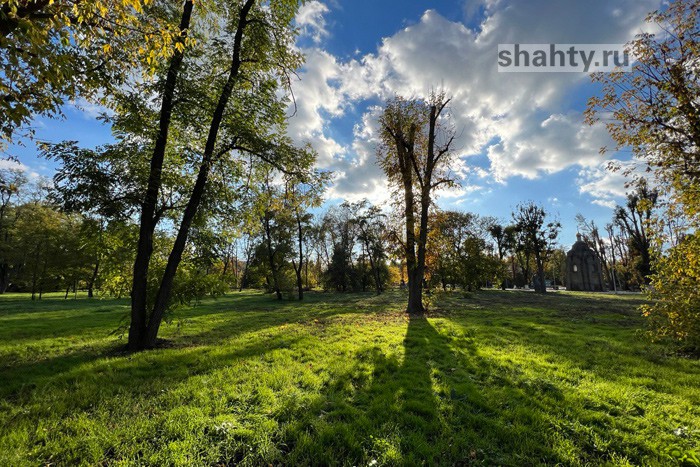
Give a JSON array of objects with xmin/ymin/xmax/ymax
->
[
  {"xmin": 222, "ymin": 256, "xmax": 229, "ymax": 277},
  {"xmin": 401, "ymin": 151, "xmax": 420, "ymax": 314},
  {"xmin": 293, "ymin": 260, "xmax": 303, "ymax": 300},
  {"xmin": 143, "ymin": 0, "xmax": 255, "ymax": 348},
  {"xmin": 535, "ymin": 253, "xmax": 546, "ymax": 294},
  {"xmin": 0, "ymin": 264, "xmax": 8, "ymax": 294},
  {"xmin": 294, "ymin": 211, "xmax": 304, "ymax": 300},
  {"xmin": 129, "ymin": 0, "xmax": 194, "ymax": 351},
  {"xmin": 87, "ymin": 259, "xmax": 99, "ymax": 298}
]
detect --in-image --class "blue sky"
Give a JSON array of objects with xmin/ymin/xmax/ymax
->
[{"xmin": 3, "ymin": 0, "xmax": 663, "ymax": 247}]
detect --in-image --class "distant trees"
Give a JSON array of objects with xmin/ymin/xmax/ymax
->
[
  {"xmin": 318, "ymin": 201, "xmax": 390, "ymax": 294},
  {"xmin": 286, "ymin": 171, "xmax": 329, "ymax": 300},
  {"xmin": 0, "ymin": 165, "xmax": 26, "ymax": 293},
  {"xmin": 573, "ymin": 182, "xmax": 659, "ymax": 292},
  {"xmin": 577, "ymin": 180, "xmax": 659, "ymax": 291},
  {"xmin": 0, "ymin": 168, "xmax": 134, "ymax": 298},
  {"xmin": 512, "ymin": 202, "xmax": 561, "ymax": 294},
  {"xmin": 427, "ymin": 211, "xmax": 501, "ymax": 291},
  {"xmin": 355, "ymin": 201, "xmax": 389, "ymax": 295},
  {"xmin": 378, "ymin": 93, "xmax": 457, "ymax": 314},
  {"xmin": 613, "ymin": 180, "xmax": 657, "ymax": 285}
]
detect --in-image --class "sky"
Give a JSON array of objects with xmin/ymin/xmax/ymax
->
[{"xmin": 3, "ymin": 0, "xmax": 664, "ymax": 247}]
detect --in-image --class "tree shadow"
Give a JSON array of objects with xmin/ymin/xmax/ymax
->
[
  {"xmin": 3, "ymin": 290, "xmax": 687, "ymax": 465},
  {"xmin": 0, "ymin": 291, "xmax": 389, "ymax": 403},
  {"xmin": 281, "ymin": 314, "xmax": 560, "ymax": 465}
]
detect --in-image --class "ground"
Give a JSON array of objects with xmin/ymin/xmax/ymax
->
[{"xmin": 0, "ymin": 290, "xmax": 698, "ymax": 466}]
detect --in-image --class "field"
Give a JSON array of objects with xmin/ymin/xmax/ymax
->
[{"xmin": 0, "ymin": 290, "xmax": 698, "ymax": 466}]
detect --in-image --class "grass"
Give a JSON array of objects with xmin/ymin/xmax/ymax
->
[{"xmin": 0, "ymin": 289, "xmax": 699, "ymax": 466}]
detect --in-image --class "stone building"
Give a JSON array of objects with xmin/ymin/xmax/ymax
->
[{"xmin": 566, "ymin": 233, "xmax": 605, "ymax": 291}]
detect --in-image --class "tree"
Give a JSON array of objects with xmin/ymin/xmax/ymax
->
[
  {"xmin": 576, "ymin": 214, "xmax": 612, "ymax": 288},
  {"xmin": 285, "ymin": 170, "xmax": 329, "ymax": 300},
  {"xmin": 613, "ymin": 179, "xmax": 658, "ymax": 286},
  {"xmin": 643, "ymin": 233, "xmax": 700, "ymax": 353},
  {"xmin": 259, "ymin": 173, "xmax": 294, "ymax": 300},
  {"xmin": 353, "ymin": 200, "xmax": 390, "ymax": 295},
  {"xmin": 0, "ymin": 164, "xmax": 26, "ymax": 293},
  {"xmin": 587, "ymin": 0, "xmax": 700, "ymax": 351},
  {"xmin": 124, "ymin": 0, "xmax": 309, "ymax": 350},
  {"xmin": 429, "ymin": 211, "xmax": 498, "ymax": 291},
  {"xmin": 487, "ymin": 221, "xmax": 511, "ymax": 289},
  {"xmin": 322, "ymin": 203, "xmax": 358, "ymax": 292},
  {"xmin": 378, "ymin": 92, "xmax": 457, "ymax": 314},
  {"xmin": 586, "ymin": 0, "xmax": 700, "ymax": 214},
  {"xmin": 512, "ymin": 202, "xmax": 561, "ymax": 293},
  {"xmin": 128, "ymin": 0, "xmax": 196, "ymax": 350}
]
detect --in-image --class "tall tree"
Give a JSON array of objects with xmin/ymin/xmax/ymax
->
[
  {"xmin": 487, "ymin": 221, "xmax": 510, "ymax": 289},
  {"xmin": 587, "ymin": 0, "xmax": 700, "ymax": 350},
  {"xmin": 124, "ymin": 0, "xmax": 308, "ymax": 349},
  {"xmin": 322, "ymin": 203, "xmax": 358, "ymax": 292},
  {"xmin": 613, "ymin": 179, "xmax": 658, "ymax": 286},
  {"xmin": 128, "ymin": 0, "xmax": 195, "ymax": 350},
  {"xmin": 285, "ymin": 170, "xmax": 329, "ymax": 300},
  {"xmin": 354, "ymin": 200, "xmax": 389, "ymax": 295},
  {"xmin": 378, "ymin": 93, "xmax": 457, "ymax": 314},
  {"xmin": 575, "ymin": 214, "xmax": 613, "ymax": 288}
]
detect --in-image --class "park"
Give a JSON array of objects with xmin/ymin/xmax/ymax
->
[{"xmin": 1, "ymin": 0, "xmax": 700, "ymax": 465}]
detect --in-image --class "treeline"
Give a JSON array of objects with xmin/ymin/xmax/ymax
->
[{"xmin": 2, "ymin": 163, "xmax": 578, "ymax": 300}]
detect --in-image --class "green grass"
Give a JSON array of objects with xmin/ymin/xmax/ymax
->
[{"xmin": 0, "ymin": 290, "xmax": 698, "ymax": 466}]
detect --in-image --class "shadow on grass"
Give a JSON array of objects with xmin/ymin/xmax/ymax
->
[
  {"xmin": 2, "ymin": 290, "xmax": 693, "ymax": 465},
  {"xmin": 280, "ymin": 315, "xmax": 559, "ymax": 465},
  {"xmin": 0, "ymin": 291, "xmax": 383, "ymax": 402}
]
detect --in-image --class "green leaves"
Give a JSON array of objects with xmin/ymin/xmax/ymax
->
[{"xmin": 0, "ymin": 0, "xmax": 199, "ymax": 145}]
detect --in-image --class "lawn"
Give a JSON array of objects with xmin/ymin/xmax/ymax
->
[{"xmin": 0, "ymin": 290, "xmax": 698, "ymax": 466}]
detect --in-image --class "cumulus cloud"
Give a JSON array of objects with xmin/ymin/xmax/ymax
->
[
  {"xmin": 286, "ymin": 0, "xmax": 661, "ymax": 205},
  {"xmin": 576, "ymin": 159, "xmax": 651, "ymax": 208},
  {"xmin": 295, "ymin": 1, "xmax": 330, "ymax": 44},
  {"xmin": 0, "ymin": 158, "xmax": 40, "ymax": 180}
]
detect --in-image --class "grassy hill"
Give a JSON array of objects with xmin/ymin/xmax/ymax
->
[{"xmin": 1, "ymin": 290, "xmax": 698, "ymax": 466}]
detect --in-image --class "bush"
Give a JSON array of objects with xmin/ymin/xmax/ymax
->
[{"xmin": 642, "ymin": 234, "xmax": 700, "ymax": 355}]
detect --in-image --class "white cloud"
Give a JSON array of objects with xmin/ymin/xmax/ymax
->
[
  {"xmin": 295, "ymin": 1, "xmax": 330, "ymax": 44},
  {"xmin": 70, "ymin": 97, "xmax": 111, "ymax": 120},
  {"xmin": 576, "ymin": 159, "xmax": 650, "ymax": 208},
  {"xmin": 0, "ymin": 158, "xmax": 40, "ymax": 180},
  {"xmin": 286, "ymin": 0, "xmax": 662, "ymax": 205}
]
